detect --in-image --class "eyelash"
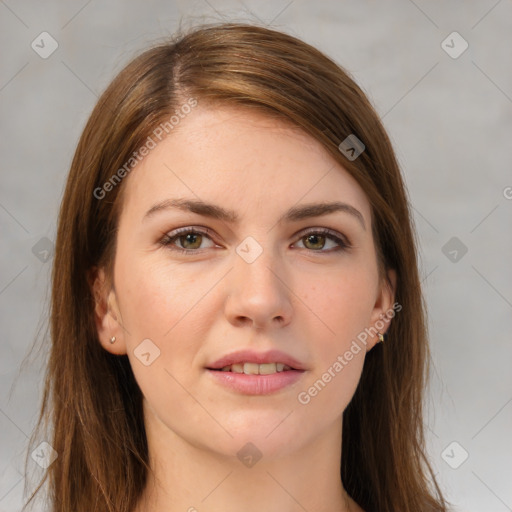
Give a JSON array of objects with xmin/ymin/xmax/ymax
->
[{"xmin": 158, "ymin": 226, "xmax": 351, "ymax": 255}]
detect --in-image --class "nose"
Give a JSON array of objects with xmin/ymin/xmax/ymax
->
[{"xmin": 224, "ymin": 247, "xmax": 293, "ymax": 330}]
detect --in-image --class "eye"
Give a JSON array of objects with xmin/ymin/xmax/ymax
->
[
  {"xmin": 293, "ymin": 228, "xmax": 350, "ymax": 252},
  {"xmin": 159, "ymin": 226, "xmax": 351, "ymax": 254},
  {"xmin": 159, "ymin": 227, "xmax": 217, "ymax": 253}
]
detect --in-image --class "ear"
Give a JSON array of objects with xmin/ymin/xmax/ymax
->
[
  {"xmin": 88, "ymin": 266, "xmax": 127, "ymax": 355},
  {"xmin": 366, "ymin": 268, "xmax": 397, "ymax": 351}
]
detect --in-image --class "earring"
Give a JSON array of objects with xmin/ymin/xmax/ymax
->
[
  {"xmin": 377, "ymin": 332, "xmax": 385, "ymax": 343},
  {"xmin": 110, "ymin": 336, "xmax": 116, "ymax": 344}
]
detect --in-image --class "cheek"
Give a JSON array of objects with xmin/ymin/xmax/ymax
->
[
  {"xmin": 297, "ymin": 261, "xmax": 376, "ymax": 407},
  {"xmin": 296, "ymin": 274, "xmax": 371, "ymax": 420},
  {"xmin": 116, "ymin": 257, "xmax": 211, "ymax": 411},
  {"xmin": 115, "ymin": 254, "xmax": 224, "ymax": 384},
  {"xmin": 117, "ymin": 253, "xmax": 202, "ymax": 338},
  {"xmin": 307, "ymin": 264, "xmax": 377, "ymax": 344}
]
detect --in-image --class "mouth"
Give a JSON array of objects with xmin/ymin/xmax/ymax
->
[
  {"xmin": 206, "ymin": 348, "xmax": 306, "ymax": 372},
  {"xmin": 207, "ymin": 362, "xmax": 296, "ymax": 374},
  {"xmin": 205, "ymin": 350, "xmax": 306, "ymax": 395}
]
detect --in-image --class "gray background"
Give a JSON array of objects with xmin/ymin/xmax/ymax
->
[{"xmin": 1, "ymin": 1, "xmax": 511, "ymax": 510}]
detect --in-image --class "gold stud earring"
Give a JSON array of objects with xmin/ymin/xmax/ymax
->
[
  {"xmin": 377, "ymin": 332, "xmax": 385, "ymax": 343},
  {"xmin": 110, "ymin": 336, "xmax": 116, "ymax": 344}
]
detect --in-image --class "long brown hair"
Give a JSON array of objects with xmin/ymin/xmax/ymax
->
[{"xmin": 21, "ymin": 21, "xmax": 450, "ymax": 512}]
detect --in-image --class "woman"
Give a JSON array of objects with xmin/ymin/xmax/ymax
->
[{"xmin": 24, "ymin": 22, "xmax": 450, "ymax": 512}]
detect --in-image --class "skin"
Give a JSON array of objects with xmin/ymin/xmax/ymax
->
[{"xmin": 92, "ymin": 104, "xmax": 396, "ymax": 512}]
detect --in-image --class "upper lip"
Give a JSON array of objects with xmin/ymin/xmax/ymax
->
[{"xmin": 207, "ymin": 349, "xmax": 306, "ymax": 371}]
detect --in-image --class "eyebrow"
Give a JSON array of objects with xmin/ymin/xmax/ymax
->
[{"xmin": 143, "ymin": 198, "xmax": 366, "ymax": 230}]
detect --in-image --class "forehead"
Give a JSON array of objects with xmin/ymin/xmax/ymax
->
[{"xmin": 119, "ymin": 104, "xmax": 371, "ymax": 224}]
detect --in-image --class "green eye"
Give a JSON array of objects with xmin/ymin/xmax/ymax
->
[
  {"xmin": 159, "ymin": 227, "xmax": 350, "ymax": 255},
  {"xmin": 177, "ymin": 232, "xmax": 203, "ymax": 250},
  {"xmin": 159, "ymin": 227, "xmax": 216, "ymax": 253},
  {"xmin": 295, "ymin": 229, "xmax": 350, "ymax": 252}
]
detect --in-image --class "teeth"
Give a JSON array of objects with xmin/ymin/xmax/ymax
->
[
  {"xmin": 259, "ymin": 363, "xmax": 277, "ymax": 375},
  {"xmin": 218, "ymin": 362, "xmax": 292, "ymax": 374},
  {"xmin": 231, "ymin": 363, "xmax": 244, "ymax": 373},
  {"xmin": 244, "ymin": 362, "xmax": 260, "ymax": 375}
]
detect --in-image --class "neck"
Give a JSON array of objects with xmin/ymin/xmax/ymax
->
[{"xmin": 134, "ymin": 401, "xmax": 362, "ymax": 512}]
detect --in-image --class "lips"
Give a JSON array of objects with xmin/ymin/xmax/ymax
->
[
  {"xmin": 206, "ymin": 349, "xmax": 307, "ymax": 395},
  {"xmin": 206, "ymin": 349, "xmax": 306, "ymax": 371}
]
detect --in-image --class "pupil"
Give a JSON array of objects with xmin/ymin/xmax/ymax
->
[{"xmin": 182, "ymin": 233, "xmax": 201, "ymax": 249}]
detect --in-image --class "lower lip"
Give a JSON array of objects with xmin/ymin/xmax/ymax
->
[{"xmin": 206, "ymin": 369, "xmax": 305, "ymax": 395}]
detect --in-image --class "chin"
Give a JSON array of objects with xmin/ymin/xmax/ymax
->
[{"xmin": 202, "ymin": 410, "xmax": 313, "ymax": 461}]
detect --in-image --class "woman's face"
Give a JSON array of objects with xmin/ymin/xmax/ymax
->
[{"xmin": 94, "ymin": 104, "xmax": 395, "ymax": 460}]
